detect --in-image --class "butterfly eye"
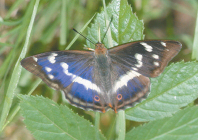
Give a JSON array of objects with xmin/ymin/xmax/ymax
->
[
  {"xmin": 94, "ymin": 95, "xmax": 100, "ymax": 102},
  {"xmin": 117, "ymin": 94, "xmax": 122, "ymax": 100}
]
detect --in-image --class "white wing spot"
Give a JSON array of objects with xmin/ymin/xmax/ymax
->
[
  {"xmin": 132, "ymin": 67, "xmax": 138, "ymax": 71},
  {"xmin": 174, "ymin": 96, "xmax": 177, "ymax": 100},
  {"xmin": 48, "ymin": 74, "xmax": 54, "ymax": 79},
  {"xmin": 152, "ymin": 54, "xmax": 159, "ymax": 59},
  {"xmin": 32, "ymin": 56, "xmax": 38, "ymax": 62},
  {"xmin": 135, "ymin": 53, "xmax": 143, "ymax": 68},
  {"xmin": 135, "ymin": 53, "xmax": 143, "ymax": 61},
  {"xmin": 154, "ymin": 62, "xmax": 159, "ymax": 66},
  {"xmin": 45, "ymin": 67, "xmax": 52, "ymax": 72},
  {"xmin": 140, "ymin": 42, "xmax": 153, "ymax": 52},
  {"xmin": 52, "ymin": 53, "xmax": 58, "ymax": 56},
  {"xmin": 48, "ymin": 53, "xmax": 57, "ymax": 64},
  {"xmin": 135, "ymin": 62, "xmax": 142, "ymax": 68},
  {"xmin": 161, "ymin": 42, "xmax": 166, "ymax": 47},
  {"xmin": 60, "ymin": 62, "xmax": 101, "ymax": 93},
  {"xmin": 113, "ymin": 70, "xmax": 141, "ymax": 92}
]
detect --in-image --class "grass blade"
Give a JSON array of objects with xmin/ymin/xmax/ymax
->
[
  {"xmin": 65, "ymin": 14, "xmax": 95, "ymax": 50},
  {"xmin": 0, "ymin": 0, "xmax": 40, "ymax": 132},
  {"xmin": 60, "ymin": 0, "xmax": 67, "ymax": 47}
]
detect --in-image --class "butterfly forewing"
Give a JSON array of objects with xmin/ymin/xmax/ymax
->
[{"xmin": 109, "ymin": 40, "xmax": 182, "ymax": 77}]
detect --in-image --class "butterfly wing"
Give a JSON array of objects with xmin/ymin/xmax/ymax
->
[
  {"xmin": 109, "ymin": 40, "xmax": 182, "ymax": 77},
  {"xmin": 108, "ymin": 40, "xmax": 182, "ymax": 111},
  {"xmin": 21, "ymin": 50, "xmax": 108, "ymax": 112}
]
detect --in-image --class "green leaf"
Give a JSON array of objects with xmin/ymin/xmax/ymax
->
[
  {"xmin": 126, "ymin": 106, "xmax": 198, "ymax": 140},
  {"xmin": 86, "ymin": 1, "xmax": 144, "ymax": 139},
  {"xmin": 85, "ymin": 1, "xmax": 144, "ymax": 139},
  {"xmin": 86, "ymin": 0, "xmax": 144, "ymax": 49},
  {"xmin": 19, "ymin": 95, "xmax": 106, "ymax": 140},
  {"xmin": 126, "ymin": 61, "xmax": 198, "ymax": 122}
]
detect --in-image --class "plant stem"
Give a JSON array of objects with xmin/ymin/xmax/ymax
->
[
  {"xmin": 116, "ymin": 111, "xmax": 125, "ymax": 140},
  {"xmin": 192, "ymin": 10, "xmax": 198, "ymax": 60}
]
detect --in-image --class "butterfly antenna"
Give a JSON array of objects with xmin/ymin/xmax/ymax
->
[
  {"xmin": 101, "ymin": 16, "xmax": 113, "ymax": 42},
  {"xmin": 72, "ymin": 28, "xmax": 95, "ymax": 45}
]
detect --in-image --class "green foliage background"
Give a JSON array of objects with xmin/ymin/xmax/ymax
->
[{"xmin": 0, "ymin": 0, "xmax": 198, "ymax": 139}]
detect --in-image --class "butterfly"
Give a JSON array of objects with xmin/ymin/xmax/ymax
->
[{"xmin": 21, "ymin": 40, "xmax": 182, "ymax": 113}]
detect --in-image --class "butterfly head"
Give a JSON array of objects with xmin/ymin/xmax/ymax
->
[{"xmin": 95, "ymin": 42, "xmax": 108, "ymax": 56}]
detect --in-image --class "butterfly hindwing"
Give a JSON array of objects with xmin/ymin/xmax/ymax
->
[
  {"xmin": 109, "ymin": 40, "xmax": 182, "ymax": 77},
  {"xmin": 21, "ymin": 50, "xmax": 107, "ymax": 112},
  {"xmin": 109, "ymin": 63, "xmax": 150, "ymax": 111}
]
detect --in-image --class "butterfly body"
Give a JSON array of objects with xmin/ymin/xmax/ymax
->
[{"xmin": 21, "ymin": 40, "xmax": 182, "ymax": 113}]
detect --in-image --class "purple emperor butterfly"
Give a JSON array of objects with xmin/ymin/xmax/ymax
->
[{"xmin": 21, "ymin": 40, "xmax": 181, "ymax": 113}]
